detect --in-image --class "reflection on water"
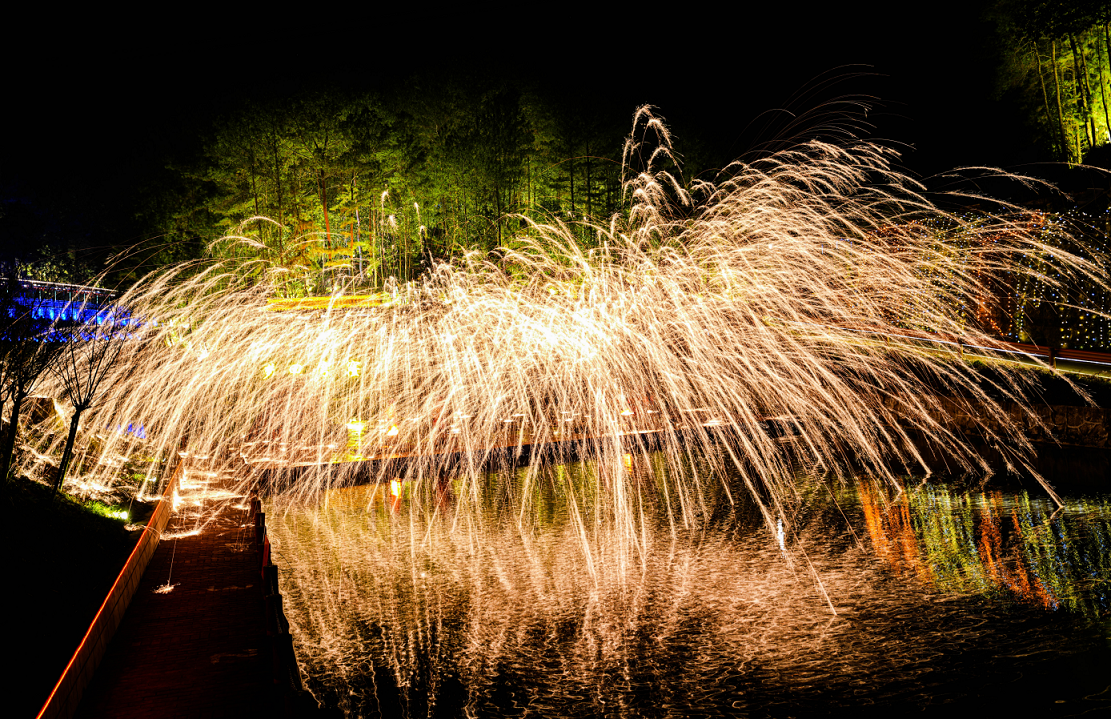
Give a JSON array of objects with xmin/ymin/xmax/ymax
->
[
  {"xmin": 267, "ymin": 457, "xmax": 1111, "ymax": 717},
  {"xmin": 860, "ymin": 482, "xmax": 1111, "ymax": 615}
]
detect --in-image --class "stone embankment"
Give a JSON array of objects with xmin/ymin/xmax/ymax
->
[{"xmin": 884, "ymin": 396, "xmax": 1111, "ymax": 449}]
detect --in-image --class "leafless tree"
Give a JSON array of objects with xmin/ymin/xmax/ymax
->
[
  {"xmin": 50, "ymin": 304, "xmax": 128, "ymax": 494},
  {"xmin": 0, "ymin": 282, "xmax": 65, "ymax": 484}
]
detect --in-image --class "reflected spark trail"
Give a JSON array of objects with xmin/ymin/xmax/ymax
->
[{"xmin": 266, "ymin": 468, "xmax": 1111, "ymax": 717}]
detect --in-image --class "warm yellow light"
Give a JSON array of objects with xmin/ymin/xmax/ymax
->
[
  {"xmin": 346, "ymin": 360, "xmax": 361, "ymax": 377},
  {"xmin": 289, "ymin": 364, "xmax": 303, "ymax": 374},
  {"xmin": 262, "ymin": 362, "xmax": 276, "ymax": 378},
  {"xmin": 620, "ymin": 409, "xmax": 634, "ymax": 416},
  {"xmin": 346, "ymin": 419, "xmax": 365, "ymax": 431},
  {"xmin": 386, "ymin": 425, "xmax": 399, "ymax": 437},
  {"xmin": 390, "ymin": 479, "xmax": 402, "ymax": 497}
]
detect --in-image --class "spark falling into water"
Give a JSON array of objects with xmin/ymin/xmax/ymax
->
[
  {"xmin": 17, "ymin": 107, "xmax": 1110, "ymax": 715},
  {"xmin": 22, "ymin": 108, "xmax": 1106, "ymax": 540}
]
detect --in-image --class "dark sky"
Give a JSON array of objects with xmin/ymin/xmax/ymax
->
[{"xmin": 2, "ymin": 1, "xmax": 1034, "ymax": 249}]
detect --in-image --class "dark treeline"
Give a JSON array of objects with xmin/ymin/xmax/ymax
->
[{"xmin": 11, "ymin": 0, "xmax": 1111, "ymax": 295}]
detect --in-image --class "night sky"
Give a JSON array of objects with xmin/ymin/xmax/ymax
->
[{"xmin": 1, "ymin": 1, "xmax": 1048, "ymax": 255}]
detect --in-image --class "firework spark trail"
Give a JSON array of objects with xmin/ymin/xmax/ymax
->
[{"xmin": 22, "ymin": 109, "xmax": 1106, "ymax": 529}]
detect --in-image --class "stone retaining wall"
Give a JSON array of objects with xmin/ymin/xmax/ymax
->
[{"xmin": 884, "ymin": 396, "xmax": 1111, "ymax": 449}]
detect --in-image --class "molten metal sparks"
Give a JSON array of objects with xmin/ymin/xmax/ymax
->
[
  {"xmin": 161, "ymin": 529, "xmax": 203, "ymax": 540},
  {"xmin": 11, "ymin": 107, "xmax": 1095, "ymax": 718},
  {"xmin": 20, "ymin": 109, "xmax": 1105, "ymax": 529}
]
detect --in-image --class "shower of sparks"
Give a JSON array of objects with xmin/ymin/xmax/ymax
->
[{"xmin": 21, "ymin": 108, "xmax": 1106, "ymax": 529}]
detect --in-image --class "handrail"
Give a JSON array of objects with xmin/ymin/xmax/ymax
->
[
  {"xmin": 35, "ymin": 459, "xmax": 183, "ymax": 719},
  {"xmin": 814, "ymin": 321, "xmax": 1111, "ymax": 369}
]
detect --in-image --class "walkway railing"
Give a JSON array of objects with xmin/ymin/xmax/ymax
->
[
  {"xmin": 828, "ymin": 323, "xmax": 1111, "ymax": 373},
  {"xmin": 36, "ymin": 461, "xmax": 182, "ymax": 719}
]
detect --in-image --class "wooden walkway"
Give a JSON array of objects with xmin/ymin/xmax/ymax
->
[{"xmin": 76, "ymin": 471, "xmax": 276, "ymax": 718}]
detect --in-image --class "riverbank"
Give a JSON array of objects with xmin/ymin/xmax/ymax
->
[{"xmin": 2, "ymin": 478, "xmax": 138, "ymax": 718}]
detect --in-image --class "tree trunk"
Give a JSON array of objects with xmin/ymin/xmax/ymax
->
[
  {"xmin": 568, "ymin": 139, "xmax": 575, "ymax": 216},
  {"xmin": 586, "ymin": 149, "xmax": 592, "ymax": 223},
  {"xmin": 351, "ymin": 173, "xmax": 357, "ymax": 280},
  {"xmin": 1105, "ymin": 22, "xmax": 1111, "ymax": 109},
  {"xmin": 1033, "ymin": 41, "xmax": 1062, "ymax": 156},
  {"xmin": 1078, "ymin": 31, "xmax": 1100, "ymax": 144},
  {"xmin": 273, "ymin": 136, "xmax": 284, "ymax": 257},
  {"xmin": 251, "ymin": 167, "xmax": 263, "ymax": 246},
  {"xmin": 319, "ymin": 169, "xmax": 332, "ymax": 238},
  {"xmin": 247, "ymin": 121, "xmax": 262, "ymax": 243},
  {"xmin": 0, "ymin": 390, "xmax": 27, "ymax": 483},
  {"xmin": 318, "ymin": 169, "xmax": 331, "ymax": 291},
  {"xmin": 1097, "ymin": 30, "xmax": 1111, "ymax": 143},
  {"xmin": 1069, "ymin": 34, "xmax": 1095, "ymax": 150},
  {"xmin": 496, "ymin": 183, "xmax": 503, "ymax": 247},
  {"xmin": 53, "ymin": 407, "xmax": 83, "ymax": 494},
  {"xmin": 1053, "ymin": 41, "xmax": 1072, "ymax": 162},
  {"xmin": 607, "ymin": 168, "xmax": 613, "ymax": 216}
]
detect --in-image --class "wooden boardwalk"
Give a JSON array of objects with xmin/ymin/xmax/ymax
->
[{"xmin": 76, "ymin": 473, "xmax": 276, "ymax": 718}]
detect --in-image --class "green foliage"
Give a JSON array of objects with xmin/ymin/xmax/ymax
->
[
  {"xmin": 991, "ymin": 0, "xmax": 1111, "ymax": 162},
  {"xmin": 84, "ymin": 499, "xmax": 130, "ymax": 522},
  {"xmin": 0, "ymin": 197, "xmax": 92, "ymax": 284},
  {"xmin": 148, "ymin": 80, "xmax": 639, "ymax": 289}
]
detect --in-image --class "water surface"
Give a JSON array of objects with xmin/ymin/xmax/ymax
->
[{"xmin": 267, "ymin": 456, "xmax": 1111, "ymax": 717}]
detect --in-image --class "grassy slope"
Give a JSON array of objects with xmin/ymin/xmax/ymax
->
[{"xmin": 2, "ymin": 478, "xmax": 137, "ymax": 718}]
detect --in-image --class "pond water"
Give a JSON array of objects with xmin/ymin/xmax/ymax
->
[{"xmin": 266, "ymin": 454, "xmax": 1111, "ymax": 718}]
